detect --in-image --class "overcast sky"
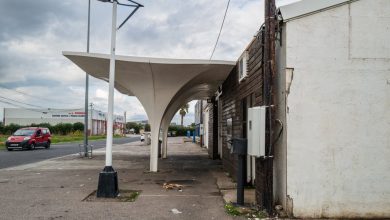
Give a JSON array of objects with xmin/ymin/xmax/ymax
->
[{"xmin": 0, "ymin": 0, "xmax": 299, "ymax": 126}]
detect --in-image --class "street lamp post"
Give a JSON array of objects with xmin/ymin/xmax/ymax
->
[
  {"xmin": 96, "ymin": 0, "xmax": 143, "ymax": 198},
  {"xmin": 84, "ymin": 0, "xmax": 91, "ymax": 157}
]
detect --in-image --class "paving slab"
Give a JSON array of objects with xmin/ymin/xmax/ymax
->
[{"xmin": 0, "ymin": 137, "xmax": 241, "ymax": 220}]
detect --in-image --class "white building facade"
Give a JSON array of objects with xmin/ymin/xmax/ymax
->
[
  {"xmin": 3, "ymin": 108, "xmax": 125, "ymax": 135},
  {"xmin": 273, "ymin": 0, "xmax": 390, "ymax": 217}
]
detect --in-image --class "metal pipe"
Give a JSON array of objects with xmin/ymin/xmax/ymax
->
[
  {"xmin": 105, "ymin": 1, "xmax": 117, "ymax": 167},
  {"xmin": 84, "ymin": 0, "xmax": 91, "ymax": 157},
  {"xmin": 237, "ymin": 154, "xmax": 245, "ymax": 205}
]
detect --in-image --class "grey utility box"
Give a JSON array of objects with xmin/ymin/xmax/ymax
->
[{"xmin": 232, "ymin": 138, "xmax": 247, "ymax": 156}]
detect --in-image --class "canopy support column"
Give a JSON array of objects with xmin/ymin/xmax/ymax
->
[
  {"xmin": 162, "ymin": 126, "xmax": 168, "ymax": 159},
  {"xmin": 150, "ymin": 121, "xmax": 160, "ymax": 172}
]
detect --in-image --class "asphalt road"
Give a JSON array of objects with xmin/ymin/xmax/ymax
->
[{"xmin": 0, "ymin": 136, "xmax": 139, "ymax": 169}]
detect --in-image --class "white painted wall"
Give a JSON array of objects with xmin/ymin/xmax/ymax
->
[
  {"xmin": 203, "ymin": 108, "xmax": 209, "ymax": 148},
  {"xmin": 284, "ymin": 0, "xmax": 390, "ymax": 218}
]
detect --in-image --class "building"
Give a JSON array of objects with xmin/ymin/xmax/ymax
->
[
  {"xmin": 3, "ymin": 108, "xmax": 125, "ymax": 135},
  {"xmin": 194, "ymin": 99, "xmax": 214, "ymax": 151},
  {"xmin": 200, "ymin": 0, "xmax": 390, "ymax": 218},
  {"xmin": 129, "ymin": 120, "xmax": 149, "ymax": 125},
  {"xmin": 63, "ymin": 0, "xmax": 390, "ymax": 217}
]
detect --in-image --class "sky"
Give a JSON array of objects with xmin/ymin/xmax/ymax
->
[{"xmin": 0, "ymin": 0, "xmax": 299, "ymax": 126}]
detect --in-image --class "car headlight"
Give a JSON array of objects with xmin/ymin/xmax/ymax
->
[
  {"xmin": 7, "ymin": 137, "xmax": 12, "ymax": 141},
  {"xmin": 23, "ymin": 137, "xmax": 31, "ymax": 141}
]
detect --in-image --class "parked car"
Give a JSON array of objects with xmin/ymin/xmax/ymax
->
[{"xmin": 5, "ymin": 127, "xmax": 51, "ymax": 151}]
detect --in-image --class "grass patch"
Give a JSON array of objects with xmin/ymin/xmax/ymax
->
[
  {"xmin": 121, "ymin": 191, "xmax": 140, "ymax": 202},
  {"xmin": 0, "ymin": 135, "xmax": 7, "ymax": 150},
  {"xmin": 224, "ymin": 202, "xmax": 269, "ymax": 218},
  {"xmin": 83, "ymin": 190, "xmax": 141, "ymax": 202},
  {"xmin": 50, "ymin": 134, "xmax": 122, "ymax": 144}
]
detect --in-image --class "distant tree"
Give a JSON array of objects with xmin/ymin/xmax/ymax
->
[
  {"xmin": 4, "ymin": 123, "xmax": 21, "ymax": 135},
  {"xmin": 126, "ymin": 122, "xmax": 142, "ymax": 134},
  {"xmin": 168, "ymin": 125, "xmax": 195, "ymax": 136},
  {"xmin": 144, "ymin": 123, "xmax": 151, "ymax": 132},
  {"xmin": 54, "ymin": 123, "xmax": 73, "ymax": 135},
  {"xmin": 0, "ymin": 122, "xmax": 4, "ymax": 134},
  {"xmin": 37, "ymin": 123, "xmax": 54, "ymax": 133},
  {"xmin": 179, "ymin": 103, "xmax": 190, "ymax": 127},
  {"xmin": 73, "ymin": 122, "xmax": 84, "ymax": 132}
]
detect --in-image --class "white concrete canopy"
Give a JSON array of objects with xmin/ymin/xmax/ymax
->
[{"xmin": 63, "ymin": 51, "xmax": 235, "ymax": 171}]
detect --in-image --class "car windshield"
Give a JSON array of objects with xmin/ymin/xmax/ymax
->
[{"xmin": 13, "ymin": 129, "xmax": 35, "ymax": 136}]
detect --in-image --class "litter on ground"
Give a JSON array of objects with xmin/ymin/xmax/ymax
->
[
  {"xmin": 163, "ymin": 183, "xmax": 183, "ymax": 191},
  {"xmin": 171, "ymin": 208, "xmax": 182, "ymax": 214}
]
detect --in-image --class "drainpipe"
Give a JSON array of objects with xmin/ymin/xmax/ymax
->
[{"xmin": 200, "ymin": 100, "xmax": 203, "ymax": 147}]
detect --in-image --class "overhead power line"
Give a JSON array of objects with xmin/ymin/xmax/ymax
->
[
  {"xmin": 0, "ymin": 100, "xmax": 46, "ymax": 113},
  {"xmin": 209, "ymin": 0, "xmax": 231, "ymax": 60},
  {"xmin": 0, "ymin": 95, "xmax": 45, "ymax": 109},
  {"xmin": 0, "ymin": 85, "xmax": 75, "ymax": 106},
  {"xmin": 0, "ymin": 98, "xmax": 83, "ymax": 114}
]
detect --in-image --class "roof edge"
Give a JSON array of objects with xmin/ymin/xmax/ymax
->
[
  {"xmin": 62, "ymin": 51, "xmax": 236, "ymax": 66},
  {"xmin": 280, "ymin": 0, "xmax": 359, "ymax": 22}
]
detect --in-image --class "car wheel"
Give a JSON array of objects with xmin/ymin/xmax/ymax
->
[
  {"xmin": 29, "ymin": 143, "xmax": 36, "ymax": 150},
  {"xmin": 45, "ymin": 141, "xmax": 51, "ymax": 149},
  {"xmin": 7, "ymin": 148, "xmax": 13, "ymax": 151}
]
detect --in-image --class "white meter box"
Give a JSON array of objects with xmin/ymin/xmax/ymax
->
[{"xmin": 247, "ymin": 106, "xmax": 266, "ymax": 157}]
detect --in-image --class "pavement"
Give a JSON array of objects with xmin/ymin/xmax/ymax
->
[{"xmin": 0, "ymin": 137, "xmax": 241, "ymax": 220}]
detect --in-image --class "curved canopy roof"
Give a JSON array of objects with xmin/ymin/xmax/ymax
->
[{"xmin": 63, "ymin": 51, "xmax": 235, "ymax": 171}]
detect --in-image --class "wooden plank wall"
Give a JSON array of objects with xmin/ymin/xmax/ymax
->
[{"xmin": 216, "ymin": 29, "xmax": 265, "ymax": 184}]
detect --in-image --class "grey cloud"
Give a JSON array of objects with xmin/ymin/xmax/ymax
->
[
  {"xmin": 0, "ymin": 0, "xmax": 294, "ymax": 122},
  {"xmin": 0, "ymin": 0, "xmax": 85, "ymax": 41}
]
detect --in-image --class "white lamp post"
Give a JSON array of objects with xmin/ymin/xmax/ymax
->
[{"xmin": 96, "ymin": 0, "xmax": 143, "ymax": 198}]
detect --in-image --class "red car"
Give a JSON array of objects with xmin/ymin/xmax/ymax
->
[{"xmin": 5, "ymin": 127, "xmax": 51, "ymax": 151}]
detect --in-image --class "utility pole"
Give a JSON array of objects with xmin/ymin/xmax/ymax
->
[
  {"xmin": 90, "ymin": 103, "xmax": 94, "ymax": 135},
  {"xmin": 84, "ymin": 0, "xmax": 91, "ymax": 157},
  {"xmin": 262, "ymin": 0, "xmax": 276, "ymax": 213}
]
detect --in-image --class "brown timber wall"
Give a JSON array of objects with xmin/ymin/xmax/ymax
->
[
  {"xmin": 218, "ymin": 30, "xmax": 264, "ymax": 182},
  {"xmin": 207, "ymin": 100, "xmax": 219, "ymax": 159}
]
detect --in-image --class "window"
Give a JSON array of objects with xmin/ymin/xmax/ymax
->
[{"xmin": 238, "ymin": 51, "xmax": 248, "ymax": 82}]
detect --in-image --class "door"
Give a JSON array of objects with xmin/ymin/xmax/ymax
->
[
  {"xmin": 42, "ymin": 129, "xmax": 48, "ymax": 145},
  {"xmin": 35, "ymin": 129, "xmax": 43, "ymax": 146}
]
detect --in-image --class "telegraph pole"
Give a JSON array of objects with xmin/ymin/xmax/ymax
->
[
  {"xmin": 84, "ymin": 0, "xmax": 91, "ymax": 157},
  {"xmin": 262, "ymin": 0, "xmax": 276, "ymax": 213}
]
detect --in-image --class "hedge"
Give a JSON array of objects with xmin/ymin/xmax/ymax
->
[{"xmin": 0, "ymin": 122, "xmax": 85, "ymax": 136}]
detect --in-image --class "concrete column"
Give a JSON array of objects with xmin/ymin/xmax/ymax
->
[
  {"xmin": 149, "ymin": 121, "xmax": 160, "ymax": 172},
  {"xmin": 162, "ymin": 125, "xmax": 168, "ymax": 159}
]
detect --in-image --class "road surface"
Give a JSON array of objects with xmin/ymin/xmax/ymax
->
[{"xmin": 0, "ymin": 136, "xmax": 139, "ymax": 169}]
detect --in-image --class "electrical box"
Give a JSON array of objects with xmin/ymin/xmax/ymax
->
[{"xmin": 247, "ymin": 106, "xmax": 266, "ymax": 157}]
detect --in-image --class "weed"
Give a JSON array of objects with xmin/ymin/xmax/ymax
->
[
  {"xmin": 224, "ymin": 203, "xmax": 241, "ymax": 216},
  {"xmin": 121, "ymin": 191, "xmax": 140, "ymax": 202}
]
